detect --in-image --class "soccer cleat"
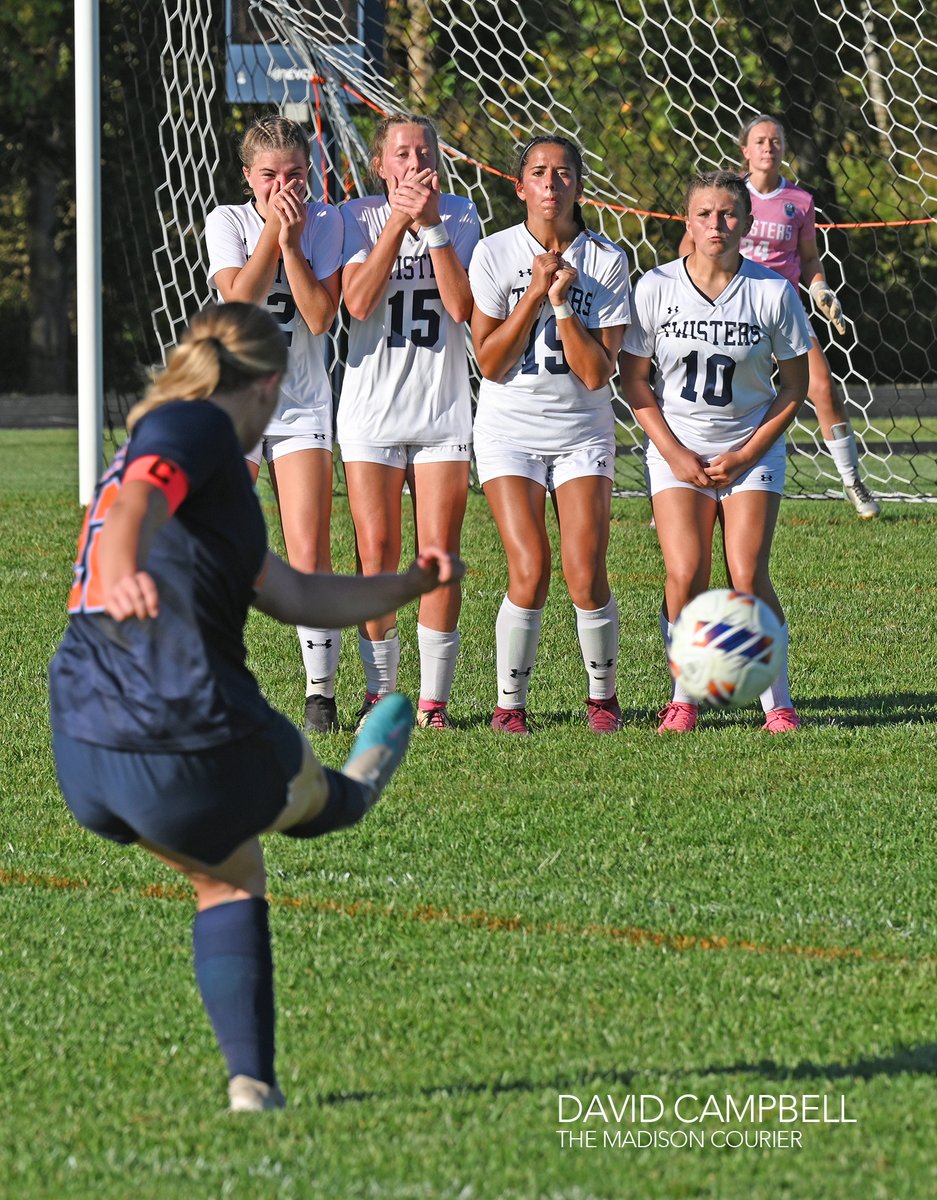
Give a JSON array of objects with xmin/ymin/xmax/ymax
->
[
  {"xmin": 353, "ymin": 696, "xmax": 378, "ymax": 735},
  {"xmin": 303, "ymin": 693, "xmax": 339, "ymax": 734},
  {"xmin": 228, "ymin": 1075, "xmax": 286, "ymax": 1113},
  {"xmin": 761, "ymin": 706, "xmax": 801, "ymax": 733},
  {"xmin": 491, "ymin": 706, "xmax": 530, "ymax": 735},
  {"xmin": 416, "ymin": 705, "xmax": 453, "ymax": 730},
  {"xmin": 342, "ymin": 693, "xmax": 414, "ymax": 800},
  {"xmin": 656, "ymin": 702, "xmax": 698, "ymax": 734},
  {"xmin": 844, "ymin": 480, "xmax": 880, "ymax": 519},
  {"xmin": 586, "ymin": 695, "xmax": 623, "ymax": 733}
]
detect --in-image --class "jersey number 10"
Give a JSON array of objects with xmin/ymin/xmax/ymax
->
[{"xmin": 680, "ymin": 351, "xmax": 736, "ymax": 407}]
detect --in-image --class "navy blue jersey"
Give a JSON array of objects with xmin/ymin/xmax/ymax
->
[{"xmin": 49, "ymin": 400, "xmax": 277, "ymax": 751}]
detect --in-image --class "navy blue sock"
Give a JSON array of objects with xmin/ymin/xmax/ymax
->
[
  {"xmin": 192, "ymin": 897, "xmax": 276, "ymax": 1086},
  {"xmin": 281, "ymin": 767, "xmax": 371, "ymax": 839}
]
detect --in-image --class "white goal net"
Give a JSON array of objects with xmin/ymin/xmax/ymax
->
[{"xmin": 103, "ymin": 0, "xmax": 937, "ymax": 500}]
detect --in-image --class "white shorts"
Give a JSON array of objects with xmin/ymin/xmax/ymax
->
[
  {"xmin": 246, "ymin": 432, "xmax": 332, "ymax": 467},
  {"xmin": 338, "ymin": 440, "xmax": 472, "ymax": 468},
  {"xmin": 645, "ymin": 437, "xmax": 786, "ymax": 501},
  {"xmin": 474, "ymin": 431, "xmax": 615, "ymax": 492}
]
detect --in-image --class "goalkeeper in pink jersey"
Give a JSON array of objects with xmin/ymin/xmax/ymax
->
[{"xmin": 681, "ymin": 115, "xmax": 879, "ymax": 519}]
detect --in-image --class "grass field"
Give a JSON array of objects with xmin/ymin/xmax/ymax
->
[{"xmin": 2, "ymin": 429, "xmax": 935, "ymax": 1200}]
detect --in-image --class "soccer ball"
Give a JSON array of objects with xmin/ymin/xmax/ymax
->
[{"xmin": 668, "ymin": 589, "xmax": 783, "ymax": 708}]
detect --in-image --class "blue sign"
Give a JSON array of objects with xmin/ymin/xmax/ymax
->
[{"xmin": 225, "ymin": 0, "xmax": 382, "ymax": 104}]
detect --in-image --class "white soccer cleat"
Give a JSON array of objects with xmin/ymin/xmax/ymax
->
[
  {"xmin": 844, "ymin": 481, "xmax": 880, "ymax": 519},
  {"xmin": 228, "ymin": 1075, "xmax": 287, "ymax": 1113}
]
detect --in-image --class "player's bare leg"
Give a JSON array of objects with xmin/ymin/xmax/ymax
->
[
  {"xmin": 718, "ymin": 490, "xmax": 782, "ymax": 619},
  {"xmin": 719, "ymin": 490, "xmax": 796, "ymax": 727},
  {"xmin": 269, "ymin": 448, "xmax": 340, "ymax": 731},
  {"xmin": 345, "ymin": 460, "xmax": 406, "ymax": 724},
  {"xmin": 483, "ymin": 475, "xmax": 551, "ymax": 731},
  {"xmin": 653, "ymin": 486, "xmax": 717, "ymax": 622},
  {"xmin": 652, "ymin": 487, "xmax": 718, "ymax": 730},
  {"xmin": 553, "ymin": 475, "xmax": 621, "ymax": 731},
  {"xmin": 409, "ymin": 459, "xmax": 470, "ymax": 727}
]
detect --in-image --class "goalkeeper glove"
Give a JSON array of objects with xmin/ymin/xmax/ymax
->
[{"xmin": 809, "ymin": 280, "xmax": 846, "ymax": 335}]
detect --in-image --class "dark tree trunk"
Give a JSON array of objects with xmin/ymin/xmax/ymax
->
[{"xmin": 27, "ymin": 154, "xmax": 69, "ymax": 392}]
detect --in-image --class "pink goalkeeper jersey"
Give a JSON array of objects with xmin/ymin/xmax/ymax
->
[{"xmin": 740, "ymin": 178, "xmax": 815, "ymax": 287}]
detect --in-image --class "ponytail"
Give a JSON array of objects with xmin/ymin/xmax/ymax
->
[{"xmin": 127, "ymin": 303, "xmax": 288, "ymax": 432}]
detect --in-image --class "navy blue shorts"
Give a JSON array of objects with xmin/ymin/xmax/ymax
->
[{"xmin": 52, "ymin": 711, "xmax": 305, "ymax": 865}]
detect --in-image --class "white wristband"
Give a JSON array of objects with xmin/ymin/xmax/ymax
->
[
  {"xmin": 423, "ymin": 223, "xmax": 450, "ymax": 248},
  {"xmin": 552, "ymin": 301, "xmax": 574, "ymax": 320}
]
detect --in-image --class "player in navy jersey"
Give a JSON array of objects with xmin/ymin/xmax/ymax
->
[
  {"xmin": 470, "ymin": 136, "xmax": 631, "ymax": 734},
  {"xmin": 620, "ymin": 171, "xmax": 810, "ymax": 734},
  {"xmin": 49, "ymin": 303, "xmax": 464, "ymax": 1112},
  {"xmin": 339, "ymin": 115, "xmax": 479, "ymax": 732},
  {"xmin": 206, "ymin": 116, "xmax": 346, "ymax": 735},
  {"xmin": 680, "ymin": 115, "xmax": 879, "ymax": 519}
]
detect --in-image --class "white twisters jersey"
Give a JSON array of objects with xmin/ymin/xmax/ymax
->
[
  {"xmin": 622, "ymin": 257, "xmax": 812, "ymax": 456},
  {"xmin": 337, "ymin": 193, "xmax": 479, "ymax": 445},
  {"xmin": 470, "ymin": 224, "xmax": 631, "ymax": 453},
  {"xmin": 205, "ymin": 200, "xmax": 343, "ymax": 438}
]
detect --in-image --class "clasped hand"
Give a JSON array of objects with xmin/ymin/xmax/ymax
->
[{"xmin": 388, "ymin": 169, "xmax": 441, "ymax": 228}]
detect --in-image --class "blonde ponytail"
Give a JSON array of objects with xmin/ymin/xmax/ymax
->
[{"xmin": 127, "ymin": 303, "xmax": 288, "ymax": 432}]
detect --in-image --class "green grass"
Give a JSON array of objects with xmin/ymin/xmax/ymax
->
[{"xmin": 1, "ymin": 429, "xmax": 935, "ymax": 1199}]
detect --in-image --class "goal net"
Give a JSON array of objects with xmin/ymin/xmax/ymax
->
[{"xmin": 102, "ymin": 0, "xmax": 937, "ymax": 500}]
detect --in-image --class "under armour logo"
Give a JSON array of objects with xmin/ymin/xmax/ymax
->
[
  {"xmin": 667, "ymin": 305, "xmax": 679, "ymax": 315},
  {"xmin": 760, "ymin": 473, "xmax": 774, "ymax": 482},
  {"xmin": 510, "ymin": 667, "xmax": 532, "ymax": 678},
  {"xmin": 596, "ymin": 459, "xmax": 607, "ymax": 469},
  {"xmin": 458, "ymin": 444, "xmax": 468, "ymax": 452},
  {"xmin": 590, "ymin": 659, "xmax": 614, "ymax": 669},
  {"xmin": 305, "ymin": 638, "xmax": 333, "ymax": 648}
]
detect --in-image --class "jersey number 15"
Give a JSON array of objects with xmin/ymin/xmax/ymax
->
[{"xmin": 386, "ymin": 288, "xmax": 442, "ymax": 348}]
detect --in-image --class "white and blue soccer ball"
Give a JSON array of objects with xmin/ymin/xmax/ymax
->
[{"xmin": 668, "ymin": 589, "xmax": 783, "ymax": 708}]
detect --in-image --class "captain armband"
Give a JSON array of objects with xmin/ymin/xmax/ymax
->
[{"xmin": 124, "ymin": 455, "xmax": 190, "ymax": 514}]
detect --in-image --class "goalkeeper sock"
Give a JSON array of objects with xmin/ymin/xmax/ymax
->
[{"xmin": 824, "ymin": 422, "xmax": 861, "ymax": 487}]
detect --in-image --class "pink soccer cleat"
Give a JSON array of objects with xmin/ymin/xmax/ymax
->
[
  {"xmin": 762, "ymin": 707, "xmax": 801, "ymax": 733},
  {"xmin": 656, "ymin": 702, "xmax": 699, "ymax": 734},
  {"xmin": 491, "ymin": 706, "xmax": 530, "ymax": 735},
  {"xmin": 586, "ymin": 695, "xmax": 623, "ymax": 733}
]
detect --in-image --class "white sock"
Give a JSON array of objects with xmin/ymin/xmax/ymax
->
[
  {"xmin": 574, "ymin": 596, "xmax": 619, "ymax": 701},
  {"xmin": 824, "ymin": 423, "xmax": 860, "ymax": 486},
  {"xmin": 495, "ymin": 596, "xmax": 542, "ymax": 710},
  {"xmin": 661, "ymin": 609, "xmax": 696, "ymax": 705},
  {"xmin": 760, "ymin": 623, "xmax": 793, "ymax": 712},
  {"xmin": 298, "ymin": 627, "xmax": 341, "ymax": 699},
  {"xmin": 358, "ymin": 628, "xmax": 399, "ymax": 697},
  {"xmin": 417, "ymin": 624, "xmax": 459, "ymax": 704}
]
